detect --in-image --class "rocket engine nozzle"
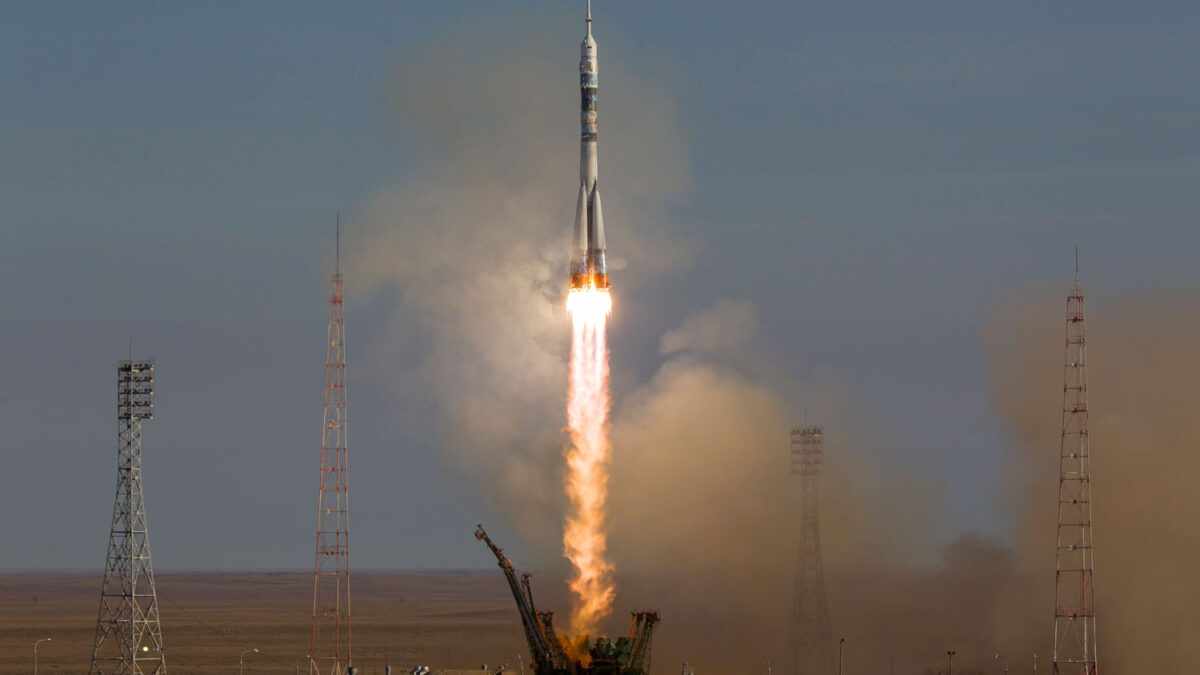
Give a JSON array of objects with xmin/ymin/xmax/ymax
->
[{"xmin": 569, "ymin": 273, "xmax": 610, "ymax": 291}]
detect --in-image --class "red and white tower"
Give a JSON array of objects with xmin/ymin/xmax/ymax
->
[
  {"xmin": 310, "ymin": 228, "xmax": 351, "ymax": 675},
  {"xmin": 1052, "ymin": 261, "xmax": 1098, "ymax": 675}
]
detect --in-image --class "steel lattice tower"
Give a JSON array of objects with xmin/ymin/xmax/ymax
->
[
  {"xmin": 790, "ymin": 426, "xmax": 835, "ymax": 675},
  {"xmin": 90, "ymin": 358, "xmax": 166, "ymax": 675},
  {"xmin": 1052, "ymin": 265, "xmax": 1098, "ymax": 675},
  {"xmin": 310, "ymin": 230, "xmax": 352, "ymax": 675}
]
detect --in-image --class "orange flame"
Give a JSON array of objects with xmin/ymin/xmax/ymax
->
[{"xmin": 564, "ymin": 287, "xmax": 616, "ymax": 635}]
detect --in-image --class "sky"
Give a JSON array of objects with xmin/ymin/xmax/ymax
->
[{"xmin": 1, "ymin": 0, "xmax": 1198, "ymax": 572}]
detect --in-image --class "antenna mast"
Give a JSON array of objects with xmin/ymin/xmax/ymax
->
[
  {"xmin": 310, "ymin": 225, "xmax": 352, "ymax": 675},
  {"xmin": 1052, "ymin": 261, "xmax": 1098, "ymax": 675}
]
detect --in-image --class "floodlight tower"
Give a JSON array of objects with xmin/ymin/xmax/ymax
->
[
  {"xmin": 310, "ymin": 227, "xmax": 352, "ymax": 675},
  {"xmin": 1052, "ymin": 262, "xmax": 1099, "ymax": 675},
  {"xmin": 90, "ymin": 357, "xmax": 166, "ymax": 675},
  {"xmin": 790, "ymin": 426, "xmax": 835, "ymax": 675}
]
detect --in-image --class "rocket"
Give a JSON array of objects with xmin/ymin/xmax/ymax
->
[{"xmin": 570, "ymin": 0, "xmax": 609, "ymax": 290}]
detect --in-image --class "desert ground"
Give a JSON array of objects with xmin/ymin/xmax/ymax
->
[{"xmin": 0, "ymin": 572, "xmax": 527, "ymax": 675}]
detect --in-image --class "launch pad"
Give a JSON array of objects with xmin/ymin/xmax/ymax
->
[{"xmin": 474, "ymin": 526, "xmax": 659, "ymax": 675}]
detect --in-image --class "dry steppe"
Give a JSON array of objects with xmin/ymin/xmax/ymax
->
[{"xmin": 0, "ymin": 572, "xmax": 525, "ymax": 675}]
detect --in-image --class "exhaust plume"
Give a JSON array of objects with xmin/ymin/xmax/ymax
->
[{"xmin": 564, "ymin": 288, "xmax": 616, "ymax": 634}]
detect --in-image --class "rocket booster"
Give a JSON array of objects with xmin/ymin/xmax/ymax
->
[{"xmin": 570, "ymin": 0, "xmax": 608, "ymax": 290}]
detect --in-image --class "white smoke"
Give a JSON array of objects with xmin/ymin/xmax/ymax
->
[{"xmin": 346, "ymin": 12, "xmax": 689, "ymax": 547}]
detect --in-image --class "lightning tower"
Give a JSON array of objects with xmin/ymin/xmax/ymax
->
[
  {"xmin": 310, "ymin": 227, "xmax": 352, "ymax": 675},
  {"xmin": 1052, "ymin": 262, "xmax": 1098, "ymax": 675},
  {"xmin": 90, "ymin": 357, "xmax": 166, "ymax": 675},
  {"xmin": 790, "ymin": 426, "xmax": 835, "ymax": 675}
]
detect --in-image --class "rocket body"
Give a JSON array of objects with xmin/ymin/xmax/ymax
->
[{"xmin": 570, "ymin": 7, "xmax": 609, "ymax": 290}]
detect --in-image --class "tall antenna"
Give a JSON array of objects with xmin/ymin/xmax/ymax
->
[
  {"xmin": 90, "ymin": 357, "xmax": 166, "ymax": 675},
  {"xmin": 310, "ymin": 226, "xmax": 352, "ymax": 675},
  {"xmin": 1052, "ymin": 260, "xmax": 1098, "ymax": 675},
  {"xmin": 790, "ymin": 425, "xmax": 835, "ymax": 675}
]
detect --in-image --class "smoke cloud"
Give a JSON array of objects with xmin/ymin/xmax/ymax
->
[
  {"xmin": 659, "ymin": 299, "xmax": 761, "ymax": 356},
  {"xmin": 347, "ymin": 14, "xmax": 689, "ymax": 547},
  {"xmin": 986, "ymin": 288, "xmax": 1200, "ymax": 674},
  {"xmin": 345, "ymin": 12, "xmax": 1189, "ymax": 675},
  {"xmin": 607, "ymin": 308, "xmax": 1013, "ymax": 673}
]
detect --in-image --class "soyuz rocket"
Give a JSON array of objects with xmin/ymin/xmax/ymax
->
[{"xmin": 569, "ymin": 0, "xmax": 608, "ymax": 290}]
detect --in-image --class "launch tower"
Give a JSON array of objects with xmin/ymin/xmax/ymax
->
[
  {"xmin": 790, "ymin": 426, "xmax": 835, "ymax": 675},
  {"xmin": 310, "ymin": 229, "xmax": 352, "ymax": 675},
  {"xmin": 475, "ymin": 526, "xmax": 658, "ymax": 675},
  {"xmin": 90, "ymin": 357, "xmax": 166, "ymax": 675},
  {"xmin": 1052, "ymin": 264, "xmax": 1098, "ymax": 675}
]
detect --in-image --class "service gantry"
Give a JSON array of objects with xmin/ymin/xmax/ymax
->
[{"xmin": 474, "ymin": 525, "xmax": 658, "ymax": 675}]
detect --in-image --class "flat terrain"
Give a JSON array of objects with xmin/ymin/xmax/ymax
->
[{"xmin": 0, "ymin": 572, "xmax": 526, "ymax": 675}]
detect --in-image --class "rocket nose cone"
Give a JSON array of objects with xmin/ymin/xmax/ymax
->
[{"xmin": 582, "ymin": 19, "xmax": 596, "ymax": 48}]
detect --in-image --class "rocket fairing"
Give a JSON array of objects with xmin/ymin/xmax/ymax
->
[{"xmin": 570, "ymin": 1, "xmax": 609, "ymax": 290}]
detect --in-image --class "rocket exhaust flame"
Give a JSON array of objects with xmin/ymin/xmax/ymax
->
[{"xmin": 565, "ymin": 287, "xmax": 616, "ymax": 635}]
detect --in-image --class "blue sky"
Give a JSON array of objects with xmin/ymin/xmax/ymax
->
[{"xmin": 1, "ymin": 1, "xmax": 1197, "ymax": 571}]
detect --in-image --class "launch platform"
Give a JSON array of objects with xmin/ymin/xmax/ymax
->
[{"xmin": 474, "ymin": 526, "xmax": 658, "ymax": 675}]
